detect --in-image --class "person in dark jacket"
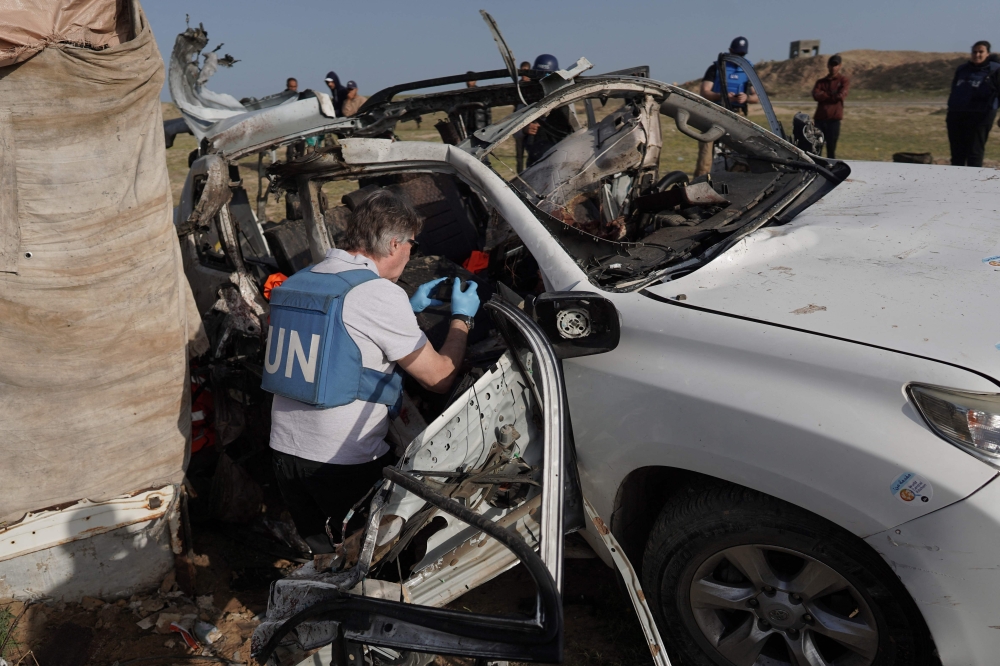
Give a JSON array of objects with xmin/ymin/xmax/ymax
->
[
  {"xmin": 458, "ymin": 72, "xmax": 492, "ymax": 137},
  {"xmin": 515, "ymin": 61, "xmax": 531, "ymax": 172},
  {"xmin": 946, "ymin": 41, "xmax": 1000, "ymax": 167},
  {"xmin": 812, "ymin": 54, "xmax": 850, "ymax": 159},
  {"xmin": 524, "ymin": 54, "xmax": 575, "ymax": 167},
  {"xmin": 324, "ymin": 70, "xmax": 349, "ymax": 117}
]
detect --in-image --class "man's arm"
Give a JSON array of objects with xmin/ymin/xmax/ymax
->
[
  {"xmin": 700, "ymin": 79, "xmax": 721, "ymax": 102},
  {"xmin": 812, "ymin": 80, "xmax": 830, "ymax": 103},
  {"xmin": 397, "ymin": 320, "xmax": 469, "ymax": 393},
  {"xmin": 745, "ymin": 84, "xmax": 759, "ymax": 105},
  {"xmin": 700, "ymin": 64, "xmax": 721, "ymax": 101},
  {"xmin": 836, "ymin": 77, "xmax": 850, "ymax": 101}
]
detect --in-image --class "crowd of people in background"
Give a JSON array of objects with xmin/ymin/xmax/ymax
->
[
  {"xmin": 278, "ymin": 71, "xmax": 368, "ymax": 117},
  {"xmin": 286, "ymin": 38, "xmax": 1000, "ymax": 168},
  {"xmin": 694, "ymin": 38, "xmax": 1000, "ymax": 168}
]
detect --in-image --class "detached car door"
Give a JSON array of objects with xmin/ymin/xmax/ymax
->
[{"xmin": 251, "ymin": 295, "xmax": 602, "ymax": 665}]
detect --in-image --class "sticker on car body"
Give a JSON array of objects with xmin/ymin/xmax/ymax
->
[{"xmin": 890, "ymin": 472, "xmax": 933, "ymax": 504}]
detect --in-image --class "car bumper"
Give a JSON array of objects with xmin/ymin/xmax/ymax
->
[{"xmin": 864, "ymin": 473, "xmax": 1000, "ymax": 665}]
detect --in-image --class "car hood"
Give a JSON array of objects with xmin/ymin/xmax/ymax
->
[{"xmin": 647, "ymin": 161, "xmax": 1000, "ymax": 379}]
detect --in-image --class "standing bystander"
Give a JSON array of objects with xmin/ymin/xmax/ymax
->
[
  {"xmin": 285, "ymin": 77, "xmax": 298, "ymax": 94},
  {"xmin": 696, "ymin": 37, "xmax": 759, "ymax": 176},
  {"xmin": 946, "ymin": 41, "xmax": 1000, "ymax": 167},
  {"xmin": 515, "ymin": 61, "xmax": 531, "ymax": 173},
  {"xmin": 523, "ymin": 54, "xmax": 574, "ymax": 167},
  {"xmin": 324, "ymin": 71, "xmax": 349, "ymax": 117},
  {"xmin": 459, "ymin": 73, "xmax": 492, "ymax": 137},
  {"xmin": 812, "ymin": 54, "xmax": 850, "ymax": 159},
  {"xmin": 341, "ymin": 81, "xmax": 368, "ymax": 117}
]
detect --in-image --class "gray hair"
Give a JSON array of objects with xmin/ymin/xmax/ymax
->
[{"xmin": 341, "ymin": 188, "xmax": 421, "ymax": 257}]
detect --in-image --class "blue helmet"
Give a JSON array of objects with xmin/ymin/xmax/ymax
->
[
  {"xmin": 533, "ymin": 54, "xmax": 559, "ymax": 72},
  {"xmin": 729, "ymin": 36, "xmax": 749, "ymax": 56}
]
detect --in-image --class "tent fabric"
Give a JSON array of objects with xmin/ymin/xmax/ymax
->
[
  {"xmin": 0, "ymin": 0, "xmax": 133, "ymax": 69},
  {"xmin": 0, "ymin": 6, "xmax": 202, "ymax": 523}
]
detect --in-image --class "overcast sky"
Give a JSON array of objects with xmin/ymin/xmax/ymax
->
[{"xmin": 147, "ymin": 0, "xmax": 991, "ymax": 102}]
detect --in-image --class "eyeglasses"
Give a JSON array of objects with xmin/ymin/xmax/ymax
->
[{"xmin": 406, "ymin": 238, "xmax": 420, "ymax": 251}]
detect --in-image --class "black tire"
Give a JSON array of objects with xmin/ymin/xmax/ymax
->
[{"xmin": 641, "ymin": 482, "xmax": 934, "ymax": 666}]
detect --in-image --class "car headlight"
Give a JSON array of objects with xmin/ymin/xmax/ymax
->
[{"xmin": 908, "ymin": 382, "xmax": 1000, "ymax": 465}]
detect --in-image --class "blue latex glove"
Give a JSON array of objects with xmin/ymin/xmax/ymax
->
[
  {"xmin": 409, "ymin": 277, "xmax": 448, "ymax": 313},
  {"xmin": 451, "ymin": 278, "xmax": 480, "ymax": 317}
]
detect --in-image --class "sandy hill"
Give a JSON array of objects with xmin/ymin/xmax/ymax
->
[{"xmin": 683, "ymin": 49, "xmax": 967, "ymax": 98}]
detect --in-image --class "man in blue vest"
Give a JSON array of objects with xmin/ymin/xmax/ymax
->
[
  {"xmin": 524, "ymin": 54, "xmax": 576, "ymax": 168},
  {"xmin": 695, "ymin": 37, "xmax": 760, "ymax": 176},
  {"xmin": 946, "ymin": 41, "xmax": 1000, "ymax": 167},
  {"xmin": 268, "ymin": 189, "xmax": 480, "ymax": 554},
  {"xmin": 700, "ymin": 37, "xmax": 759, "ymax": 114}
]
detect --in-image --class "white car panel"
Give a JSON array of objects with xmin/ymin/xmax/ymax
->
[
  {"xmin": 648, "ymin": 161, "xmax": 1000, "ymax": 376},
  {"xmin": 566, "ymin": 289, "xmax": 998, "ymax": 537},
  {"xmin": 865, "ymin": 476, "xmax": 1000, "ymax": 665}
]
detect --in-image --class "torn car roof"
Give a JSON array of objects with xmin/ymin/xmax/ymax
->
[{"xmin": 210, "ymin": 71, "xmax": 662, "ymax": 161}]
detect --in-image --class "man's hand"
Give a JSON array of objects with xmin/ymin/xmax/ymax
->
[
  {"xmin": 409, "ymin": 277, "xmax": 447, "ymax": 313},
  {"xmin": 734, "ymin": 92, "xmax": 748, "ymax": 105},
  {"xmin": 451, "ymin": 278, "xmax": 480, "ymax": 317},
  {"xmin": 526, "ymin": 122, "xmax": 540, "ymax": 136},
  {"xmin": 398, "ymin": 279, "xmax": 480, "ymax": 394}
]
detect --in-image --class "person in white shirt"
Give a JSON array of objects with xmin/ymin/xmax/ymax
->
[{"xmin": 269, "ymin": 189, "xmax": 480, "ymax": 553}]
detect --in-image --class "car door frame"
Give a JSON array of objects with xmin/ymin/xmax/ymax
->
[{"xmin": 253, "ymin": 297, "xmax": 571, "ymax": 665}]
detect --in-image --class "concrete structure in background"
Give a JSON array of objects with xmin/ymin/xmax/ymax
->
[{"xmin": 790, "ymin": 39, "xmax": 821, "ymax": 58}]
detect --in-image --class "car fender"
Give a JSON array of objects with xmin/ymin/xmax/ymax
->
[{"xmin": 567, "ymin": 289, "xmax": 997, "ymax": 539}]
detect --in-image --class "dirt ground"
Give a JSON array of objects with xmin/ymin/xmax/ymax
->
[{"xmin": 0, "ymin": 528, "xmax": 652, "ymax": 666}]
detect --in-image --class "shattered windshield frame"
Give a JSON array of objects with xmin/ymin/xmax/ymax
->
[{"xmin": 466, "ymin": 78, "xmax": 847, "ymax": 292}]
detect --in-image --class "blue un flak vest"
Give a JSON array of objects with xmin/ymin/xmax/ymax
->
[
  {"xmin": 712, "ymin": 60, "xmax": 752, "ymax": 97},
  {"xmin": 261, "ymin": 268, "xmax": 403, "ymax": 415}
]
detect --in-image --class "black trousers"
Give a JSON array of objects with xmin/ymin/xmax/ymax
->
[
  {"xmin": 272, "ymin": 448, "xmax": 394, "ymax": 554},
  {"xmin": 815, "ymin": 119, "xmax": 841, "ymax": 159},
  {"xmin": 947, "ymin": 110, "xmax": 997, "ymax": 167}
]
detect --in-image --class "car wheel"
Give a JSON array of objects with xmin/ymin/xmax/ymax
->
[{"xmin": 641, "ymin": 482, "xmax": 933, "ymax": 666}]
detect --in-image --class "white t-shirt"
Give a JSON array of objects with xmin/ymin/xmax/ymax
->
[{"xmin": 269, "ymin": 249, "xmax": 427, "ymax": 464}]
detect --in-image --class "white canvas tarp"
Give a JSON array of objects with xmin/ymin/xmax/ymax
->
[{"xmin": 0, "ymin": 5, "xmax": 205, "ymax": 523}]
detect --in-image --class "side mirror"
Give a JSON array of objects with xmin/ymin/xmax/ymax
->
[{"xmin": 530, "ymin": 292, "xmax": 621, "ymax": 359}]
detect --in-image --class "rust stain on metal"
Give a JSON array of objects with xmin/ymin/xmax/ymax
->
[
  {"xmin": 636, "ymin": 590, "xmax": 645, "ymax": 602},
  {"xmin": 649, "ymin": 643, "xmax": 660, "ymax": 656},
  {"xmin": 592, "ymin": 516, "xmax": 610, "ymax": 536}
]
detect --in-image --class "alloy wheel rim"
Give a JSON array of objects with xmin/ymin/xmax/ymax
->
[{"xmin": 686, "ymin": 544, "xmax": 878, "ymax": 666}]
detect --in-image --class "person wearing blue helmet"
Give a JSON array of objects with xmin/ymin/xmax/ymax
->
[
  {"xmin": 524, "ymin": 54, "xmax": 576, "ymax": 167},
  {"xmin": 700, "ymin": 37, "xmax": 759, "ymax": 114},
  {"xmin": 533, "ymin": 53, "xmax": 559, "ymax": 73},
  {"xmin": 696, "ymin": 37, "xmax": 759, "ymax": 175}
]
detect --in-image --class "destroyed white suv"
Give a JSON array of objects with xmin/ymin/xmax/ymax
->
[{"xmin": 173, "ymin": 29, "xmax": 1000, "ymax": 666}]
